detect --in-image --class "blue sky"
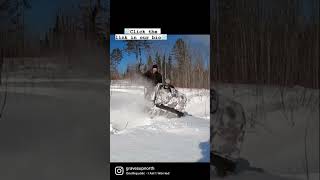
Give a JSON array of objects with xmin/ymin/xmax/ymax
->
[{"xmin": 110, "ymin": 34, "xmax": 210, "ymax": 73}]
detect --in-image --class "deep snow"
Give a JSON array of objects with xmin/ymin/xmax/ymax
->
[{"xmin": 110, "ymin": 81, "xmax": 210, "ymax": 162}]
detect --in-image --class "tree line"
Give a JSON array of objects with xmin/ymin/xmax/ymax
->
[
  {"xmin": 211, "ymin": 0, "xmax": 319, "ymax": 89},
  {"xmin": 111, "ymin": 38, "xmax": 209, "ymax": 89},
  {"xmin": 0, "ymin": 0, "xmax": 109, "ymax": 79}
]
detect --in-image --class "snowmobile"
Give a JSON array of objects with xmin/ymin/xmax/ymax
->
[{"xmin": 145, "ymin": 79, "xmax": 187, "ymax": 118}]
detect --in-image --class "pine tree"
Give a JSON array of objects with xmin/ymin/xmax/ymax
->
[
  {"xmin": 147, "ymin": 55, "xmax": 153, "ymax": 69},
  {"xmin": 155, "ymin": 52, "xmax": 161, "ymax": 72},
  {"xmin": 124, "ymin": 41, "xmax": 151, "ymax": 65},
  {"xmin": 162, "ymin": 54, "xmax": 166, "ymax": 80},
  {"xmin": 172, "ymin": 38, "xmax": 189, "ymax": 87},
  {"xmin": 167, "ymin": 55, "xmax": 173, "ymax": 80},
  {"xmin": 110, "ymin": 48, "xmax": 123, "ymax": 79}
]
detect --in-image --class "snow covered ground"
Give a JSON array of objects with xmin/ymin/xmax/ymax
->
[
  {"xmin": 212, "ymin": 171, "xmax": 319, "ymax": 180},
  {"xmin": 0, "ymin": 79, "xmax": 108, "ymax": 180},
  {"xmin": 110, "ymin": 81, "xmax": 210, "ymax": 162},
  {"xmin": 212, "ymin": 84, "xmax": 319, "ymax": 180}
]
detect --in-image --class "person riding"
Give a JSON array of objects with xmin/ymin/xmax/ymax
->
[{"xmin": 143, "ymin": 64, "xmax": 162, "ymax": 86}]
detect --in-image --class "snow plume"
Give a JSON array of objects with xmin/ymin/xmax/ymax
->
[
  {"xmin": 110, "ymin": 74, "xmax": 152, "ymax": 131},
  {"xmin": 127, "ymin": 71, "xmax": 153, "ymax": 88}
]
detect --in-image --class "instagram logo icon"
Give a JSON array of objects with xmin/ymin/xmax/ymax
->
[{"xmin": 115, "ymin": 166, "xmax": 124, "ymax": 175}]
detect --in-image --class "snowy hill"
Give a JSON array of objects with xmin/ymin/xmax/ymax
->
[
  {"xmin": 211, "ymin": 171, "xmax": 319, "ymax": 180},
  {"xmin": 0, "ymin": 79, "xmax": 108, "ymax": 180}
]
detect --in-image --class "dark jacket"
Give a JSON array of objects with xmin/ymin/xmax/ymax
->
[{"xmin": 143, "ymin": 70, "xmax": 162, "ymax": 86}]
